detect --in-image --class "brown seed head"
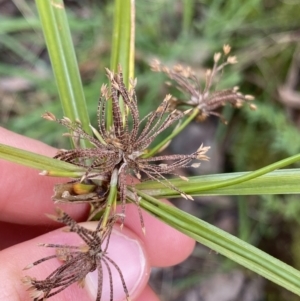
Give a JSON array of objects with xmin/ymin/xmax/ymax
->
[
  {"xmin": 223, "ymin": 44, "xmax": 231, "ymax": 55},
  {"xmin": 150, "ymin": 48, "xmax": 255, "ymax": 122},
  {"xmin": 41, "ymin": 112, "xmax": 56, "ymax": 121}
]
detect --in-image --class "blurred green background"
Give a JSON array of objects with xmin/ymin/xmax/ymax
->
[{"xmin": 1, "ymin": 0, "xmax": 300, "ymax": 300}]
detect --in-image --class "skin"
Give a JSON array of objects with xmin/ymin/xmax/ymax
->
[{"xmin": 0, "ymin": 127, "xmax": 195, "ymax": 301}]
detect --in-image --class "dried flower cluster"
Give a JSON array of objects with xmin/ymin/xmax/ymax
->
[
  {"xmin": 23, "ymin": 47, "xmax": 254, "ymax": 301},
  {"xmin": 151, "ymin": 45, "xmax": 256, "ymax": 123},
  {"xmin": 42, "ymin": 67, "xmax": 210, "ymax": 226},
  {"xmin": 22, "ymin": 208, "xmax": 129, "ymax": 301},
  {"xmin": 23, "ymin": 66, "xmax": 211, "ymax": 301},
  {"xmin": 22, "ymin": 45, "xmax": 255, "ymax": 301}
]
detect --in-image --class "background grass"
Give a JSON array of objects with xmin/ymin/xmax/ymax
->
[{"xmin": 1, "ymin": 0, "xmax": 300, "ymax": 300}]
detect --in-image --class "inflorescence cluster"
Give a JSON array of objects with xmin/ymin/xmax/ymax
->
[
  {"xmin": 151, "ymin": 44, "xmax": 256, "ymax": 123},
  {"xmin": 22, "ymin": 46, "xmax": 254, "ymax": 301}
]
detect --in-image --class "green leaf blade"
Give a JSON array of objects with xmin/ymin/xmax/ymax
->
[
  {"xmin": 139, "ymin": 192, "xmax": 300, "ymax": 296},
  {"xmin": 0, "ymin": 143, "xmax": 85, "ymax": 177},
  {"xmin": 35, "ymin": 0, "xmax": 91, "ymax": 147},
  {"xmin": 137, "ymin": 169, "xmax": 300, "ymax": 197}
]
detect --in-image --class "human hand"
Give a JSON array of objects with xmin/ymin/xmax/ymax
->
[{"xmin": 0, "ymin": 127, "xmax": 195, "ymax": 301}]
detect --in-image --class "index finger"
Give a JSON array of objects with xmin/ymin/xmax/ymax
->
[{"xmin": 0, "ymin": 127, "xmax": 89, "ymax": 225}]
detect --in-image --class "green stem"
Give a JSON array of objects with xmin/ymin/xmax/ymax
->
[
  {"xmin": 101, "ymin": 169, "xmax": 118, "ymax": 228},
  {"xmin": 182, "ymin": 0, "xmax": 194, "ymax": 35}
]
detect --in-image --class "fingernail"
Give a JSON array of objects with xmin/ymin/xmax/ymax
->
[{"xmin": 85, "ymin": 228, "xmax": 149, "ymax": 301}]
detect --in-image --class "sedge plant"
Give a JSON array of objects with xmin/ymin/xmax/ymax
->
[{"xmin": 2, "ymin": 0, "xmax": 300, "ymax": 300}]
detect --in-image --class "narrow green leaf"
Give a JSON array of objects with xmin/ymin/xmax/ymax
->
[
  {"xmin": 0, "ymin": 143, "xmax": 85, "ymax": 177},
  {"xmin": 138, "ymin": 192, "xmax": 300, "ymax": 296},
  {"xmin": 110, "ymin": 0, "xmax": 135, "ymax": 83},
  {"xmin": 137, "ymin": 168, "xmax": 300, "ymax": 197},
  {"xmin": 0, "ymin": 17, "xmax": 40, "ymax": 34},
  {"xmin": 137, "ymin": 152, "xmax": 300, "ymax": 197},
  {"xmin": 108, "ymin": 0, "xmax": 135, "ymax": 127},
  {"xmin": 35, "ymin": 0, "xmax": 91, "ymax": 147}
]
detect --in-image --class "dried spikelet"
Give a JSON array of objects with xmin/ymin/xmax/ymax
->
[
  {"xmin": 223, "ymin": 44, "xmax": 231, "ymax": 55},
  {"xmin": 22, "ymin": 210, "xmax": 129, "ymax": 301},
  {"xmin": 227, "ymin": 56, "xmax": 238, "ymax": 64},
  {"xmin": 214, "ymin": 52, "xmax": 222, "ymax": 63},
  {"xmin": 41, "ymin": 112, "xmax": 56, "ymax": 121},
  {"xmin": 150, "ymin": 46, "xmax": 255, "ymax": 122}
]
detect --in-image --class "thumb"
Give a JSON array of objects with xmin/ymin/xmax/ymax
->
[
  {"xmin": 0, "ymin": 222, "xmax": 150, "ymax": 301},
  {"xmin": 85, "ymin": 225, "xmax": 150, "ymax": 301}
]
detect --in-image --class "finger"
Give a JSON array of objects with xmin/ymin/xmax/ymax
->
[
  {"xmin": 0, "ymin": 127, "xmax": 89, "ymax": 224},
  {"xmin": 135, "ymin": 286, "xmax": 160, "ymax": 301},
  {"xmin": 0, "ymin": 222, "xmax": 150, "ymax": 301},
  {"xmin": 121, "ymin": 203, "xmax": 195, "ymax": 267},
  {"xmin": 0, "ymin": 221, "xmax": 51, "ymax": 250}
]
